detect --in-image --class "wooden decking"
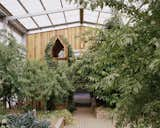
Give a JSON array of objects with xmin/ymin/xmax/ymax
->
[{"xmin": 65, "ymin": 107, "xmax": 115, "ymax": 128}]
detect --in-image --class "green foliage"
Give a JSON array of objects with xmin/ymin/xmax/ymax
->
[
  {"xmin": 37, "ymin": 109, "xmax": 74, "ymax": 125},
  {"xmin": 45, "ymin": 35, "xmax": 74, "ymax": 67},
  {"xmin": 0, "ymin": 31, "xmax": 74, "ymax": 111},
  {"xmin": 6, "ymin": 112, "xmax": 50, "ymax": 128},
  {"xmin": 0, "ymin": 31, "xmax": 25, "ymax": 109},
  {"xmin": 69, "ymin": 0, "xmax": 160, "ymax": 127},
  {"xmin": 21, "ymin": 60, "xmax": 74, "ymax": 110}
]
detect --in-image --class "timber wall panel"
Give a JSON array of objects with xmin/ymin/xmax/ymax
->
[{"xmin": 27, "ymin": 26, "xmax": 89, "ymax": 60}]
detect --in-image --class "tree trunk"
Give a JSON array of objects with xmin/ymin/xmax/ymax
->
[
  {"xmin": 3, "ymin": 97, "xmax": 7, "ymax": 109},
  {"xmin": 8, "ymin": 98, "xmax": 12, "ymax": 109}
]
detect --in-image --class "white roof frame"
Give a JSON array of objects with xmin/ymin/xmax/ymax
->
[
  {"xmin": 0, "ymin": 0, "xmax": 112, "ymax": 33},
  {"xmin": 6, "ymin": 7, "xmax": 79, "ymax": 21}
]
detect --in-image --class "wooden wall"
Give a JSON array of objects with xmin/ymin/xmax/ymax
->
[{"xmin": 26, "ymin": 26, "xmax": 90, "ymax": 60}]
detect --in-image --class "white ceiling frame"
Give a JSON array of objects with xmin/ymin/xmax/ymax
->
[{"xmin": 6, "ymin": 7, "xmax": 80, "ymax": 21}]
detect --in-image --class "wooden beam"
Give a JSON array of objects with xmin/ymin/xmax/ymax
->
[{"xmin": 80, "ymin": 8, "xmax": 84, "ymax": 24}]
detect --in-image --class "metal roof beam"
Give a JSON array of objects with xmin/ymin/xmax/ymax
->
[
  {"xmin": 28, "ymin": 21, "xmax": 80, "ymax": 31},
  {"xmin": 28, "ymin": 21, "xmax": 104, "ymax": 32},
  {"xmin": 60, "ymin": 0, "xmax": 67, "ymax": 23}
]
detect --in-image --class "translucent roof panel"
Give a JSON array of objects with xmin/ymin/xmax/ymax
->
[
  {"xmin": 98, "ymin": 13, "xmax": 112, "ymax": 24},
  {"xmin": 65, "ymin": 10, "xmax": 79, "ymax": 22},
  {"xmin": 84, "ymin": 10, "xmax": 99, "ymax": 23},
  {"xmin": 1, "ymin": 0, "xmax": 26, "ymax": 15},
  {"xmin": 33, "ymin": 15, "xmax": 52, "ymax": 27},
  {"xmin": 18, "ymin": 18, "xmax": 37, "ymax": 29},
  {"xmin": 95, "ymin": 6, "xmax": 112, "ymax": 13},
  {"xmin": 0, "ymin": 0, "xmax": 114, "ymax": 31},
  {"xmin": 41, "ymin": 0, "xmax": 62, "ymax": 10},
  {"xmin": 20, "ymin": 0, "xmax": 44, "ymax": 13},
  {"xmin": 49, "ymin": 13, "xmax": 66, "ymax": 25}
]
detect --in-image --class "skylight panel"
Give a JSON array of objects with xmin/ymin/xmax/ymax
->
[
  {"xmin": 33, "ymin": 15, "xmax": 51, "ymax": 27},
  {"xmin": 18, "ymin": 17, "xmax": 37, "ymax": 29},
  {"xmin": 20, "ymin": 0, "xmax": 43, "ymax": 13},
  {"xmin": 65, "ymin": 10, "xmax": 79, "ymax": 22},
  {"xmin": 84, "ymin": 10, "xmax": 98, "ymax": 23},
  {"xmin": 41, "ymin": 0, "xmax": 62, "ymax": 10},
  {"xmin": 1, "ymin": 0, "xmax": 26, "ymax": 15},
  {"xmin": 49, "ymin": 13, "xmax": 65, "ymax": 25},
  {"xmin": 98, "ymin": 13, "xmax": 112, "ymax": 24}
]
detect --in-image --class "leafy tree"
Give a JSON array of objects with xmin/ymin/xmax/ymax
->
[
  {"xmin": 21, "ymin": 60, "xmax": 74, "ymax": 110},
  {"xmin": 68, "ymin": 0, "xmax": 160, "ymax": 127},
  {"xmin": 0, "ymin": 31, "xmax": 25, "ymax": 109}
]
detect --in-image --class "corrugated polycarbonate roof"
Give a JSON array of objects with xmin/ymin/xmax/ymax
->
[{"xmin": 0, "ymin": 0, "xmax": 112, "ymax": 32}]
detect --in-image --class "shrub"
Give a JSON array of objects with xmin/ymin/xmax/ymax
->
[{"xmin": 5, "ymin": 112, "xmax": 50, "ymax": 128}]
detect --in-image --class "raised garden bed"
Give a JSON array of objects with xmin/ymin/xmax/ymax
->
[
  {"xmin": 95, "ymin": 106, "xmax": 114, "ymax": 120},
  {"xmin": 37, "ymin": 109, "xmax": 74, "ymax": 127}
]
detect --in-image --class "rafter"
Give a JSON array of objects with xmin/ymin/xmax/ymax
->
[
  {"xmin": 28, "ymin": 21, "xmax": 104, "ymax": 32},
  {"xmin": 80, "ymin": 8, "xmax": 84, "ymax": 24},
  {"xmin": 39, "ymin": 0, "xmax": 54, "ymax": 26},
  {"xmin": 17, "ymin": 0, "xmax": 40, "ymax": 28},
  {"xmin": 60, "ymin": 0, "xmax": 67, "ymax": 23}
]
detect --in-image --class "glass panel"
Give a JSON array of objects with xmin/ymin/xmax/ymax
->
[
  {"xmin": 98, "ymin": 13, "xmax": 112, "ymax": 24},
  {"xmin": 49, "ymin": 13, "xmax": 65, "ymax": 25},
  {"xmin": 33, "ymin": 15, "xmax": 51, "ymax": 27},
  {"xmin": 41, "ymin": 0, "xmax": 62, "ymax": 10},
  {"xmin": 20, "ymin": 0, "xmax": 43, "ymax": 13},
  {"xmin": 84, "ymin": 10, "xmax": 98, "ymax": 23},
  {"xmin": 65, "ymin": 10, "xmax": 79, "ymax": 22},
  {"xmin": 18, "ymin": 17, "xmax": 37, "ymax": 29},
  {"xmin": 1, "ymin": 0, "xmax": 26, "ymax": 15}
]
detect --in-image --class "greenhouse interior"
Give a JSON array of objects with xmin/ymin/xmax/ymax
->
[{"xmin": 0, "ymin": 0, "xmax": 160, "ymax": 128}]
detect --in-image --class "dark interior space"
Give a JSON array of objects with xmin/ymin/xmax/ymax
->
[{"xmin": 52, "ymin": 39, "xmax": 64, "ymax": 58}]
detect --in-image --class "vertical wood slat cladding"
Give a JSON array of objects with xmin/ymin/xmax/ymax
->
[{"xmin": 27, "ymin": 26, "xmax": 87, "ymax": 60}]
